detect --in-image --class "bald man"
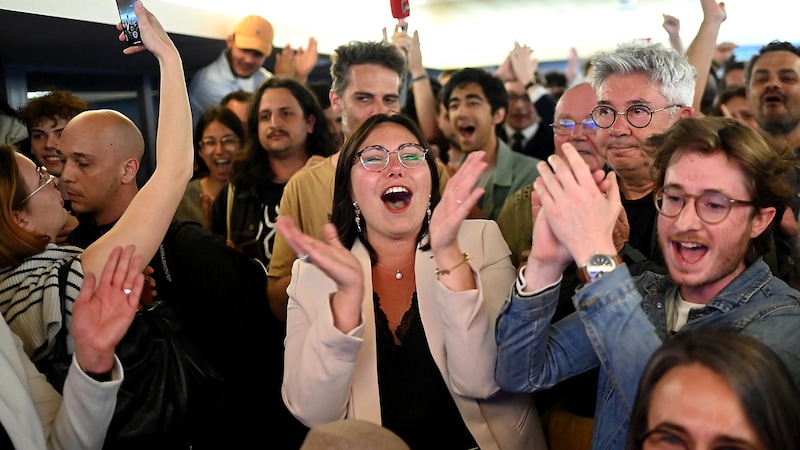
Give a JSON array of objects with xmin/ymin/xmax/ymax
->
[
  {"xmin": 497, "ymin": 82, "xmax": 607, "ymax": 269},
  {"xmin": 61, "ymin": 110, "xmax": 310, "ymax": 447},
  {"xmin": 60, "ymin": 110, "xmax": 144, "ymax": 227}
]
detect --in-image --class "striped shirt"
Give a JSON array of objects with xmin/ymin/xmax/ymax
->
[{"xmin": 0, "ymin": 244, "xmax": 84, "ymax": 361}]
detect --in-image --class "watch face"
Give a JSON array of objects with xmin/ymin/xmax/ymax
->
[
  {"xmin": 581, "ymin": 254, "xmax": 621, "ymax": 284},
  {"xmin": 589, "ymin": 254, "xmax": 615, "ymax": 268}
]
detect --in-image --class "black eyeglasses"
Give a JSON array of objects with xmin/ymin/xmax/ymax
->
[
  {"xmin": 355, "ymin": 143, "xmax": 429, "ymax": 172},
  {"xmin": 654, "ymin": 186, "xmax": 753, "ymax": 224},
  {"xmin": 199, "ymin": 135, "xmax": 240, "ymax": 152},
  {"xmin": 22, "ymin": 166, "xmax": 57, "ymax": 204},
  {"xmin": 550, "ymin": 119, "xmax": 598, "ymax": 136},
  {"xmin": 591, "ymin": 104, "xmax": 681, "ymax": 129}
]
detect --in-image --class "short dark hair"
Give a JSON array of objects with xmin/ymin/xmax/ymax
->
[
  {"xmin": 745, "ymin": 41, "xmax": 800, "ymax": 87},
  {"xmin": 441, "ymin": 68, "xmax": 508, "ymax": 115},
  {"xmin": 219, "ymin": 90, "xmax": 253, "ymax": 107},
  {"xmin": 646, "ymin": 116, "xmax": 797, "ymax": 261},
  {"xmin": 232, "ymin": 77, "xmax": 335, "ymax": 190},
  {"xmin": 544, "ymin": 71, "xmax": 568, "ymax": 88},
  {"xmin": 17, "ymin": 90, "xmax": 88, "ymax": 129},
  {"xmin": 720, "ymin": 60, "xmax": 746, "ymax": 90},
  {"xmin": 329, "ymin": 41, "xmax": 406, "ymax": 98},
  {"xmin": 711, "ymin": 86, "xmax": 747, "ymax": 117},
  {"xmin": 331, "ymin": 113, "xmax": 439, "ymax": 262},
  {"xmin": 628, "ymin": 328, "xmax": 800, "ymax": 450}
]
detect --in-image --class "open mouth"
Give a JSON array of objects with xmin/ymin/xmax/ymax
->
[
  {"xmin": 673, "ymin": 241, "xmax": 708, "ymax": 265},
  {"xmin": 381, "ymin": 186, "xmax": 412, "ymax": 211},
  {"xmin": 213, "ymin": 158, "xmax": 232, "ymax": 171},
  {"xmin": 762, "ymin": 92, "xmax": 784, "ymax": 105},
  {"xmin": 457, "ymin": 124, "xmax": 476, "ymax": 140}
]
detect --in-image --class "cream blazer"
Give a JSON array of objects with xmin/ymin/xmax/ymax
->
[{"xmin": 283, "ymin": 220, "xmax": 547, "ymax": 450}]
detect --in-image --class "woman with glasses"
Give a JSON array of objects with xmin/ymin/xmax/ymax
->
[
  {"xmin": 175, "ymin": 106, "xmax": 244, "ymax": 228},
  {"xmin": 628, "ymin": 328, "xmax": 800, "ymax": 450},
  {"xmin": 276, "ymin": 114, "xmax": 546, "ymax": 449},
  {"xmin": 0, "ymin": 2, "xmax": 193, "ymax": 448}
]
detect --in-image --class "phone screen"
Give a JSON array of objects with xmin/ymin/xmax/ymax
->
[{"xmin": 116, "ymin": 0, "xmax": 142, "ymax": 46}]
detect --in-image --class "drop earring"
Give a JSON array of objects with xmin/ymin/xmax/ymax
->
[
  {"xmin": 353, "ymin": 201, "xmax": 362, "ymax": 232},
  {"xmin": 426, "ymin": 195, "xmax": 432, "ymax": 225}
]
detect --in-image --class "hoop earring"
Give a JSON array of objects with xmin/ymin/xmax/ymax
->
[{"xmin": 353, "ymin": 201, "xmax": 362, "ymax": 232}]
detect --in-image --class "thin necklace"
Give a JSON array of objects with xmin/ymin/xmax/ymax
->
[{"xmin": 376, "ymin": 260, "xmax": 414, "ymax": 280}]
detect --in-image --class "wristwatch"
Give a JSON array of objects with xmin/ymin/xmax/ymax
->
[{"xmin": 577, "ymin": 254, "xmax": 623, "ymax": 285}]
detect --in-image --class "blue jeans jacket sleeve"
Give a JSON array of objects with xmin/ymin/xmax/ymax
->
[
  {"xmin": 495, "ymin": 277, "xmax": 601, "ymax": 392},
  {"xmin": 570, "ymin": 266, "xmax": 663, "ymax": 413}
]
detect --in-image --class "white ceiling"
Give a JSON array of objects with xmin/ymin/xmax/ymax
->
[{"xmin": 4, "ymin": 0, "xmax": 798, "ymax": 70}]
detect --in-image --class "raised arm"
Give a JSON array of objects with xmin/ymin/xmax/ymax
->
[
  {"xmin": 81, "ymin": 1, "xmax": 193, "ymax": 278},
  {"xmin": 684, "ymin": 0, "xmax": 727, "ymax": 112}
]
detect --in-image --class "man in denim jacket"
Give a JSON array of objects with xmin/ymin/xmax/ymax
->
[{"xmin": 495, "ymin": 114, "xmax": 800, "ymax": 450}]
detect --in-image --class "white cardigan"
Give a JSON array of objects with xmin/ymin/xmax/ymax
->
[
  {"xmin": 282, "ymin": 220, "xmax": 547, "ymax": 450},
  {"xmin": 0, "ymin": 317, "xmax": 121, "ymax": 450}
]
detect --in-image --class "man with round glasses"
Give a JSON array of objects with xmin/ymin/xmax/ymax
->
[
  {"xmin": 591, "ymin": 43, "xmax": 695, "ymax": 270},
  {"xmin": 496, "ymin": 115, "xmax": 800, "ymax": 450}
]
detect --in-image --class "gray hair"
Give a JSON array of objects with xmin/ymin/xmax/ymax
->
[{"xmin": 590, "ymin": 42, "xmax": 696, "ymax": 107}]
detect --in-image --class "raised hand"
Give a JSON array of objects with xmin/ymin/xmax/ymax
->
[
  {"xmin": 509, "ymin": 42, "xmax": 538, "ymax": 86},
  {"xmin": 71, "ymin": 245, "xmax": 141, "ymax": 375},
  {"xmin": 662, "ymin": 13, "xmax": 680, "ymax": 37},
  {"xmin": 703, "ymin": 0, "xmax": 728, "ymax": 26},
  {"xmin": 293, "ymin": 37, "xmax": 319, "ymax": 83},
  {"xmin": 494, "ymin": 51, "xmax": 515, "ymax": 82},
  {"xmin": 534, "ymin": 143, "xmax": 620, "ymax": 266},
  {"xmin": 275, "ymin": 217, "xmax": 364, "ymax": 331},
  {"xmin": 429, "ymin": 151, "xmax": 486, "ymax": 254},
  {"xmin": 119, "ymin": 1, "xmax": 176, "ymax": 57},
  {"xmin": 199, "ymin": 192, "xmax": 215, "ymax": 229},
  {"xmin": 274, "ymin": 44, "xmax": 296, "ymax": 77}
]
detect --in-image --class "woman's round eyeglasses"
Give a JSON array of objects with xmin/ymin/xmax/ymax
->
[{"xmin": 355, "ymin": 143, "xmax": 429, "ymax": 172}]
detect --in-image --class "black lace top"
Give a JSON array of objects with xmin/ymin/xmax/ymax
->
[{"xmin": 374, "ymin": 290, "xmax": 478, "ymax": 450}]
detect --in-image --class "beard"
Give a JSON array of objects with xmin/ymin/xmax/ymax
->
[
  {"xmin": 668, "ymin": 225, "xmax": 751, "ymax": 292},
  {"xmin": 757, "ymin": 105, "xmax": 800, "ymax": 135},
  {"xmin": 759, "ymin": 115, "xmax": 800, "ymax": 135}
]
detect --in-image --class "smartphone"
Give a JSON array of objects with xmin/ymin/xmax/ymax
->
[
  {"xmin": 116, "ymin": 0, "xmax": 142, "ymax": 46},
  {"xmin": 390, "ymin": 0, "xmax": 410, "ymax": 19}
]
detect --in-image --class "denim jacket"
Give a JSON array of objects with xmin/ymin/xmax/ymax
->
[{"xmin": 495, "ymin": 258, "xmax": 800, "ymax": 450}]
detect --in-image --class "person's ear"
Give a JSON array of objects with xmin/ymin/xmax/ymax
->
[
  {"xmin": 121, "ymin": 158, "xmax": 140, "ymax": 184},
  {"xmin": 492, "ymin": 106, "xmax": 507, "ymax": 125},
  {"xmin": 306, "ymin": 114, "xmax": 316, "ymax": 134},
  {"xmin": 12, "ymin": 208, "xmax": 30, "ymax": 231},
  {"xmin": 226, "ymin": 34, "xmax": 235, "ymax": 49},
  {"xmin": 750, "ymin": 206, "xmax": 777, "ymax": 238},
  {"xmin": 679, "ymin": 106, "xmax": 695, "ymax": 119},
  {"xmin": 330, "ymin": 90, "xmax": 342, "ymax": 114}
]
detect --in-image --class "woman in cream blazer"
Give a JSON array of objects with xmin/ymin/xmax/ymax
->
[{"xmin": 277, "ymin": 114, "xmax": 546, "ymax": 449}]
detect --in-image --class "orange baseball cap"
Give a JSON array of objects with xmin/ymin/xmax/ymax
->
[{"xmin": 233, "ymin": 15, "xmax": 274, "ymax": 56}]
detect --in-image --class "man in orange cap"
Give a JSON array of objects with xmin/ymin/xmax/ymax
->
[{"xmin": 190, "ymin": 15, "xmax": 312, "ymax": 127}]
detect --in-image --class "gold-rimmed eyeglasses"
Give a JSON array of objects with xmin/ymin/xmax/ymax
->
[
  {"xmin": 653, "ymin": 186, "xmax": 753, "ymax": 224},
  {"xmin": 21, "ymin": 166, "xmax": 57, "ymax": 204}
]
